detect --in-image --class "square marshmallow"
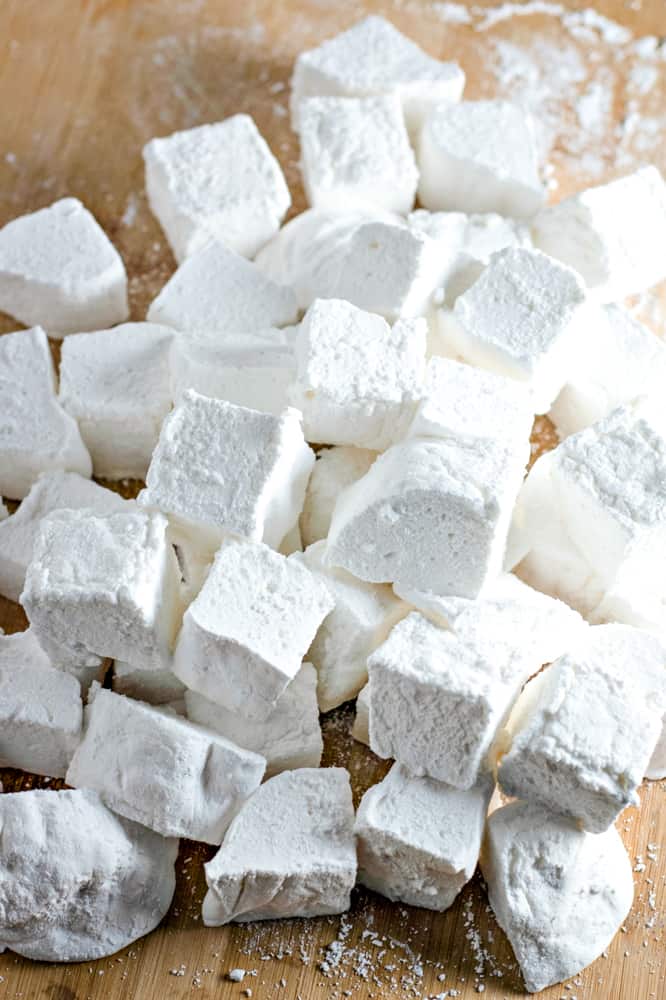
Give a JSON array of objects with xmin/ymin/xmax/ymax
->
[
  {"xmin": 0, "ymin": 327, "xmax": 91, "ymax": 499},
  {"xmin": 418, "ymin": 101, "xmax": 544, "ymax": 219},
  {"xmin": 147, "ymin": 240, "xmax": 298, "ymax": 334},
  {"xmin": 59, "ymin": 323, "xmax": 173, "ymax": 480},
  {"xmin": 140, "ymin": 390, "xmax": 314, "ymax": 550},
  {"xmin": 67, "ymin": 687, "xmax": 265, "ymax": 844},
  {"xmin": 300, "ymin": 445, "xmax": 377, "ymax": 547},
  {"xmin": 291, "ymin": 16, "xmax": 464, "ymax": 138},
  {"xmin": 143, "ymin": 115, "xmax": 290, "ymax": 262},
  {"xmin": 290, "ymin": 298, "xmax": 427, "ymax": 449},
  {"xmin": 173, "ymin": 538, "xmax": 334, "ymax": 719},
  {"xmin": 0, "ymin": 198, "xmax": 128, "ymax": 336},
  {"xmin": 532, "ymin": 166, "xmax": 666, "ymax": 301},
  {"xmin": 112, "ymin": 660, "xmax": 186, "ymax": 706},
  {"xmin": 299, "ymin": 94, "xmax": 418, "ymax": 214},
  {"xmin": 22, "ymin": 508, "xmax": 182, "ymax": 674}
]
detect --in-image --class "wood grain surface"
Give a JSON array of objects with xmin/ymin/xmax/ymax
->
[{"xmin": 0, "ymin": 1, "xmax": 665, "ymax": 998}]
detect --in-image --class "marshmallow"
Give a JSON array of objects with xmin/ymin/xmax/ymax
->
[
  {"xmin": 0, "ymin": 788, "xmax": 178, "ymax": 962},
  {"xmin": 290, "ymin": 16, "xmax": 464, "ymax": 138},
  {"xmin": 185, "ymin": 663, "xmax": 322, "ymax": 778},
  {"xmin": 0, "ymin": 471, "xmax": 129, "ymax": 603},
  {"xmin": 498, "ymin": 624, "xmax": 666, "ymax": 833},
  {"xmin": 550, "ymin": 305, "xmax": 666, "ymax": 438},
  {"xmin": 300, "ymin": 445, "xmax": 377, "ymax": 548},
  {"xmin": 290, "ymin": 298, "xmax": 427, "ymax": 449},
  {"xmin": 418, "ymin": 101, "xmax": 544, "ymax": 219},
  {"xmin": 140, "ymin": 390, "xmax": 314, "ymax": 550},
  {"xmin": 647, "ymin": 726, "xmax": 666, "ymax": 781},
  {"xmin": 0, "ymin": 198, "xmax": 128, "ymax": 336},
  {"xmin": 173, "ymin": 537, "xmax": 334, "ymax": 719},
  {"xmin": 67, "ymin": 687, "xmax": 265, "ymax": 843},
  {"xmin": 22, "ymin": 508, "xmax": 181, "ymax": 674},
  {"xmin": 0, "ymin": 628, "xmax": 82, "ymax": 778},
  {"xmin": 0, "ymin": 327, "xmax": 91, "ymax": 499},
  {"xmin": 147, "ymin": 240, "xmax": 298, "ymax": 334},
  {"xmin": 299, "ymin": 95, "xmax": 418, "ymax": 214},
  {"xmin": 449, "ymin": 248, "xmax": 589, "ymax": 413},
  {"xmin": 59, "ymin": 323, "xmax": 173, "ymax": 480},
  {"xmin": 481, "ymin": 801, "xmax": 633, "ymax": 993},
  {"xmin": 203, "ymin": 768, "xmax": 356, "ymax": 924},
  {"xmin": 532, "ymin": 166, "xmax": 666, "ymax": 301},
  {"xmin": 355, "ymin": 765, "xmax": 493, "ymax": 910},
  {"xmin": 112, "ymin": 660, "xmax": 186, "ymax": 705},
  {"xmin": 170, "ymin": 329, "xmax": 297, "ymax": 416},
  {"xmin": 352, "ymin": 683, "xmax": 371, "ymax": 745},
  {"xmin": 143, "ymin": 115, "xmax": 290, "ymax": 262},
  {"xmin": 292, "ymin": 541, "xmax": 408, "ymax": 711},
  {"xmin": 326, "ymin": 435, "xmax": 526, "ymax": 598}
]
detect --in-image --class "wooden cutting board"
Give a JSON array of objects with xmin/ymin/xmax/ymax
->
[{"xmin": 0, "ymin": 1, "xmax": 665, "ymax": 998}]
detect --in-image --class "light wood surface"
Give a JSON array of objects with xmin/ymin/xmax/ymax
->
[{"xmin": 0, "ymin": 1, "xmax": 665, "ymax": 998}]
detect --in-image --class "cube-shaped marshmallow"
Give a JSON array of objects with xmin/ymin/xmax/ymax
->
[{"xmin": 300, "ymin": 445, "xmax": 377, "ymax": 547}]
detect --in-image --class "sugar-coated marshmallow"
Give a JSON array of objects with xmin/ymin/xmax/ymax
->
[{"xmin": 300, "ymin": 446, "xmax": 377, "ymax": 548}]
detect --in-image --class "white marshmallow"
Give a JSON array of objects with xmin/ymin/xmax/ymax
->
[
  {"xmin": 290, "ymin": 298, "xmax": 427, "ymax": 449},
  {"xmin": 532, "ymin": 165, "xmax": 666, "ymax": 301},
  {"xmin": 147, "ymin": 241, "xmax": 298, "ymax": 334},
  {"xmin": 173, "ymin": 537, "xmax": 334, "ymax": 719},
  {"xmin": 0, "ymin": 327, "xmax": 91, "ymax": 499},
  {"xmin": 498, "ymin": 624, "xmax": 666, "ymax": 833},
  {"xmin": 203, "ymin": 768, "xmax": 356, "ymax": 924},
  {"xmin": 326, "ymin": 435, "xmax": 526, "ymax": 598},
  {"xmin": 143, "ymin": 115, "xmax": 290, "ymax": 262},
  {"xmin": 0, "ymin": 471, "xmax": 129, "ymax": 603},
  {"xmin": 59, "ymin": 323, "xmax": 173, "ymax": 480},
  {"xmin": 291, "ymin": 16, "xmax": 464, "ymax": 138},
  {"xmin": 292, "ymin": 541, "xmax": 408, "ymax": 711},
  {"xmin": 0, "ymin": 198, "xmax": 128, "ymax": 336},
  {"xmin": 418, "ymin": 101, "xmax": 544, "ymax": 219},
  {"xmin": 352, "ymin": 683, "xmax": 371, "ymax": 745},
  {"xmin": 449, "ymin": 247, "xmax": 589, "ymax": 413},
  {"xmin": 67, "ymin": 688, "xmax": 265, "ymax": 843},
  {"xmin": 112, "ymin": 660, "xmax": 186, "ymax": 705},
  {"xmin": 550, "ymin": 305, "xmax": 666, "ymax": 438},
  {"xmin": 140, "ymin": 390, "xmax": 314, "ymax": 550},
  {"xmin": 355, "ymin": 764, "xmax": 493, "ymax": 910},
  {"xmin": 482, "ymin": 801, "xmax": 633, "ymax": 993},
  {"xmin": 299, "ymin": 94, "xmax": 418, "ymax": 214},
  {"xmin": 0, "ymin": 628, "xmax": 82, "ymax": 778},
  {"xmin": 185, "ymin": 663, "xmax": 322, "ymax": 778},
  {"xmin": 22, "ymin": 508, "xmax": 181, "ymax": 674},
  {"xmin": 300, "ymin": 445, "xmax": 377, "ymax": 548}
]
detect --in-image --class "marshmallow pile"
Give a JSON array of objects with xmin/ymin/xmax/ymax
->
[{"xmin": 1, "ymin": 14, "xmax": 665, "ymax": 993}]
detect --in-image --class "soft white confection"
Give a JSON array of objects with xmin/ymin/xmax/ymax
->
[
  {"xmin": 147, "ymin": 241, "xmax": 298, "ymax": 334},
  {"xmin": 141, "ymin": 391, "xmax": 315, "ymax": 550},
  {"xmin": 300, "ymin": 446, "xmax": 377, "ymax": 548},
  {"xmin": 112, "ymin": 660, "xmax": 186, "ymax": 705},
  {"xmin": 185, "ymin": 663, "xmax": 322, "ymax": 778},
  {"xmin": 203, "ymin": 768, "xmax": 356, "ymax": 924},
  {"xmin": 59, "ymin": 323, "xmax": 173, "ymax": 480},
  {"xmin": 326, "ymin": 435, "xmax": 526, "ymax": 598},
  {"xmin": 290, "ymin": 298, "xmax": 427, "ymax": 449},
  {"xmin": 291, "ymin": 16, "xmax": 464, "ymax": 138},
  {"xmin": 143, "ymin": 115, "xmax": 290, "ymax": 262},
  {"xmin": 352, "ymin": 683, "xmax": 371, "ymax": 745},
  {"xmin": 0, "ymin": 471, "xmax": 129, "ymax": 602},
  {"xmin": 0, "ymin": 198, "xmax": 128, "ymax": 336},
  {"xmin": 498, "ymin": 625, "xmax": 666, "ymax": 833},
  {"xmin": 22, "ymin": 508, "xmax": 181, "ymax": 674},
  {"xmin": 67, "ymin": 688, "xmax": 265, "ymax": 844},
  {"xmin": 0, "ymin": 628, "xmax": 82, "ymax": 778},
  {"xmin": 449, "ymin": 247, "xmax": 589, "ymax": 414},
  {"xmin": 170, "ymin": 329, "xmax": 297, "ymax": 417},
  {"xmin": 299, "ymin": 94, "xmax": 418, "ymax": 214},
  {"xmin": 0, "ymin": 327, "xmax": 92, "ymax": 499},
  {"xmin": 482, "ymin": 801, "xmax": 634, "ymax": 993},
  {"xmin": 173, "ymin": 538, "xmax": 334, "ymax": 719},
  {"xmin": 0, "ymin": 788, "xmax": 178, "ymax": 962},
  {"xmin": 532, "ymin": 166, "xmax": 666, "ymax": 301},
  {"xmin": 418, "ymin": 101, "xmax": 544, "ymax": 219},
  {"xmin": 549, "ymin": 305, "xmax": 666, "ymax": 438},
  {"xmin": 292, "ymin": 541, "xmax": 408, "ymax": 711},
  {"xmin": 355, "ymin": 765, "xmax": 493, "ymax": 910}
]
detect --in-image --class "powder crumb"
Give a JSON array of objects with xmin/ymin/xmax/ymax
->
[{"xmin": 228, "ymin": 969, "xmax": 246, "ymax": 982}]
